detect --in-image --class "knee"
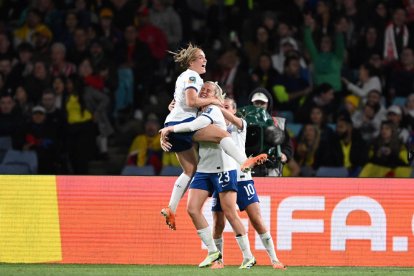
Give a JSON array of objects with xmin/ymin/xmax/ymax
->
[
  {"xmin": 182, "ymin": 164, "xmax": 196, "ymax": 176},
  {"xmin": 186, "ymin": 204, "xmax": 198, "ymax": 218}
]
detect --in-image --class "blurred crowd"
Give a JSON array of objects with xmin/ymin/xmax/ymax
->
[{"xmin": 0, "ymin": 0, "xmax": 414, "ymax": 176}]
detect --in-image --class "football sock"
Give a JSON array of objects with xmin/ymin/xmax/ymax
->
[
  {"xmin": 214, "ymin": 237, "xmax": 223, "ymax": 259},
  {"xmin": 260, "ymin": 232, "xmax": 279, "ymax": 262},
  {"xmin": 220, "ymin": 137, "xmax": 247, "ymax": 165},
  {"xmin": 235, "ymin": 234, "xmax": 253, "ymax": 259},
  {"xmin": 168, "ymin": 173, "xmax": 191, "ymax": 213},
  {"xmin": 197, "ymin": 226, "xmax": 218, "ymax": 253}
]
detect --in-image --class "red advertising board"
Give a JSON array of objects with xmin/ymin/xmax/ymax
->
[{"xmin": 0, "ymin": 176, "xmax": 413, "ymax": 266}]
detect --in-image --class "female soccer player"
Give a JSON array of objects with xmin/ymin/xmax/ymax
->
[
  {"xmin": 160, "ymin": 44, "xmax": 266, "ymax": 230},
  {"xmin": 162, "ymin": 82, "xmax": 257, "ymax": 268},
  {"xmin": 210, "ymin": 97, "xmax": 286, "ymax": 270}
]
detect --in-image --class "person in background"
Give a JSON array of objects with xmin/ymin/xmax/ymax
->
[
  {"xmin": 0, "ymin": 93, "xmax": 24, "ymax": 149},
  {"xmin": 64, "ymin": 74, "xmax": 97, "ymax": 174},
  {"xmin": 127, "ymin": 113, "xmax": 163, "ymax": 175},
  {"xmin": 296, "ymin": 83, "xmax": 335, "ymax": 124},
  {"xmin": 294, "ymin": 123, "xmax": 321, "ymax": 176},
  {"xmin": 386, "ymin": 105, "xmax": 410, "ymax": 144},
  {"xmin": 22, "ymin": 105, "xmax": 59, "ymax": 174},
  {"xmin": 342, "ymin": 62, "xmax": 382, "ymax": 104},
  {"xmin": 315, "ymin": 112, "xmax": 368, "ymax": 176},
  {"xmin": 246, "ymin": 87, "xmax": 294, "ymax": 177}
]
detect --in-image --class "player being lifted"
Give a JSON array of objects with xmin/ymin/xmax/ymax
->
[
  {"xmin": 210, "ymin": 97, "xmax": 287, "ymax": 270},
  {"xmin": 160, "ymin": 44, "xmax": 267, "ymax": 230},
  {"xmin": 160, "ymin": 82, "xmax": 258, "ymax": 269}
]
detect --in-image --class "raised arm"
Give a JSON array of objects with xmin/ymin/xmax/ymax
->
[{"xmin": 220, "ymin": 107, "xmax": 243, "ymax": 130}]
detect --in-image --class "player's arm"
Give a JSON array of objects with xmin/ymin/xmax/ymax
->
[
  {"xmin": 185, "ymin": 88, "xmax": 223, "ymax": 108},
  {"xmin": 220, "ymin": 107, "xmax": 243, "ymax": 130},
  {"xmin": 159, "ymin": 115, "xmax": 212, "ymax": 142}
]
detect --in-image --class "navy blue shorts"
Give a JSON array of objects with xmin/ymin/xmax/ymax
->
[
  {"xmin": 190, "ymin": 170, "xmax": 238, "ymax": 195},
  {"xmin": 212, "ymin": 180, "xmax": 259, "ymax": 212},
  {"xmin": 165, "ymin": 118, "xmax": 195, "ymax": 152}
]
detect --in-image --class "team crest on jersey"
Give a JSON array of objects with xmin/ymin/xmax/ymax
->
[
  {"xmin": 204, "ymin": 107, "xmax": 213, "ymax": 114},
  {"xmin": 188, "ymin": 76, "xmax": 196, "ymax": 84}
]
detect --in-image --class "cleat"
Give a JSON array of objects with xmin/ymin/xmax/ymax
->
[
  {"xmin": 199, "ymin": 251, "xmax": 221, "ymax": 268},
  {"xmin": 161, "ymin": 207, "xmax": 176, "ymax": 230},
  {"xmin": 272, "ymin": 261, "xmax": 287, "ymax": 270},
  {"xmin": 211, "ymin": 259, "xmax": 224, "ymax": 269},
  {"xmin": 239, "ymin": 256, "xmax": 256, "ymax": 269},
  {"xmin": 241, "ymin": 154, "xmax": 268, "ymax": 172}
]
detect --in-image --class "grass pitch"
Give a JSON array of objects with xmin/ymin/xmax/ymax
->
[{"xmin": 0, "ymin": 264, "xmax": 413, "ymax": 276}]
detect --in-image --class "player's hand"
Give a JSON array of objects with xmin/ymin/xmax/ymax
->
[
  {"xmin": 211, "ymin": 98, "xmax": 224, "ymax": 107},
  {"xmin": 160, "ymin": 137, "xmax": 172, "ymax": 152},
  {"xmin": 159, "ymin": 126, "xmax": 173, "ymax": 143},
  {"xmin": 168, "ymin": 99, "xmax": 175, "ymax": 111},
  {"xmin": 281, "ymin": 153, "xmax": 287, "ymax": 163}
]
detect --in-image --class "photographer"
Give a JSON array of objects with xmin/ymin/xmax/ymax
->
[{"xmin": 239, "ymin": 87, "xmax": 294, "ymax": 176}]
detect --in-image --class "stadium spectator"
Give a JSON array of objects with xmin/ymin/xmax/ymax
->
[
  {"xmin": 294, "ymin": 123, "xmax": 321, "ymax": 176},
  {"xmin": 50, "ymin": 42, "xmax": 77, "ymax": 77},
  {"xmin": 24, "ymin": 59, "xmax": 51, "ymax": 104},
  {"xmin": 0, "ymin": 93, "xmax": 24, "ymax": 148},
  {"xmin": 13, "ymin": 8, "xmax": 47, "ymax": 46},
  {"xmin": 273, "ymin": 55, "xmax": 312, "ymax": 112},
  {"xmin": 67, "ymin": 27, "xmax": 90, "ymax": 66},
  {"xmin": 383, "ymin": 8, "xmax": 412, "ymax": 63},
  {"xmin": 250, "ymin": 52, "xmax": 279, "ymax": 104},
  {"xmin": 315, "ymin": 112, "xmax": 368, "ymax": 176},
  {"xmin": 22, "ymin": 105, "xmax": 60, "ymax": 174},
  {"xmin": 212, "ymin": 48, "xmax": 251, "ymax": 107},
  {"xmin": 387, "ymin": 47, "xmax": 414, "ymax": 101},
  {"xmin": 243, "ymin": 25, "xmax": 274, "ymax": 68},
  {"xmin": 353, "ymin": 102, "xmax": 382, "ymax": 143},
  {"xmin": 296, "ymin": 83, "xmax": 336, "ymax": 124},
  {"xmin": 96, "ymin": 7, "xmax": 123, "ymax": 55},
  {"xmin": 149, "ymin": 0, "xmax": 183, "ymax": 50},
  {"xmin": 303, "ymin": 13, "xmax": 345, "ymax": 92},
  {"xmin": 386, "ymin": 105, "xmax": 410, "ymax": 144},
  {"xmin": 127, "ymin": 113, "xmax": 163, "ymax": 175},
  {"xmin": 14, "ymin": 85, "xmax": 32, "ymax": 120},
  {"xmin": 342, "ymin": 62, "xmax": 382, "ymax": 104},
  {"xmin": 64, "ymin": 75, "xmax": 97, "ymax": 174}
]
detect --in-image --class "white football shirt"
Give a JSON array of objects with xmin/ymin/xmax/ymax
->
[
  {"xmin": 196, "ymin": 105, "xmax": 238, "ymax": 173},
  {"xmin": 227, "ymin": 119, "xmax": 253, "ymax": 181},
  {"xmin": 165, "ymin": 69, "xmax": 203, "ymax": 124}
]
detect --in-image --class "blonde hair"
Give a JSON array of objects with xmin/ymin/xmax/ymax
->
[
  {"xmin": 205, "ymin": 81, "xmax": 226, "ymax": 102},
  {"xmin": 169, "ymin": 43, "xmax": 202, "ymax": 69}
]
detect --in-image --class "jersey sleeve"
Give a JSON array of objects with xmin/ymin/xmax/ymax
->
[{"xmin": 183, "ymin": 72, "xmax": 203, "ymax": 92}]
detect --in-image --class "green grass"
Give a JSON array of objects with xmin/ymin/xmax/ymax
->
[{"xmin": 0, "ymin": 264, "xmax": 413, "ymax": 276}]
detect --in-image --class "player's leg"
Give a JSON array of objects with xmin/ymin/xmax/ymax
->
[
  {"xmin": 245, "ymin": 203, "xmax": 286, "ymax": 270},
  {"xmin": 219, "ymin": 190, "xmax": 256, "ymax": 269},
  {"xmin": 193, "ymin": 125, "xmax": 267, "ymax": 170},
  {"xmin": 187, "ymin": 176, "xmax": 221, "ymax": 267},
  {"xmin": 211, "ymin": 196, "xmax": 225, "ymax": 269},
  {"xmin": 238, "ymin": 180, "xmax": 286, "ymax": 270},
  {"xmin": 161, "ymin": 146, "xmax": 197, "ymax": 230}
]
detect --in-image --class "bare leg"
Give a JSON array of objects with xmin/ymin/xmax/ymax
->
[
  {"xmin": 245, "ymin": 202, "xmax": 285, "ymax": 269},
  {"xmin": 193, "ymin": 125, "xmax": 229, "ymax": 143},
  {"xmin": 212, "ymin": 211, "xmax": 226, "ymax": 239},
  {"xmin": 219, "ymin": 191, "xmax": 246, "ymax": 235},
  {"xmin": 161, "ymin": 146, "xmax": 198, "ymax": 230},
  {"xmin": 245, "ymin": 202, "xmax": 267, "ymax": 234},
  {"xmin": 187, "ymin": 189, "xmax": 210, "ymax": 230}
]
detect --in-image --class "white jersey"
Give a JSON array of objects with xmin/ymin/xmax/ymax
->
[
  {"xmin": 196, "ymin": 105, "xmax": 238, "ymax": 173},
  {"xmin": 228, "ymin": 119, "xmax": 253, "ymax": 182},
  {"xmin": 165, "ymin": 69, "xmax": 203, "ymax": 123}
]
